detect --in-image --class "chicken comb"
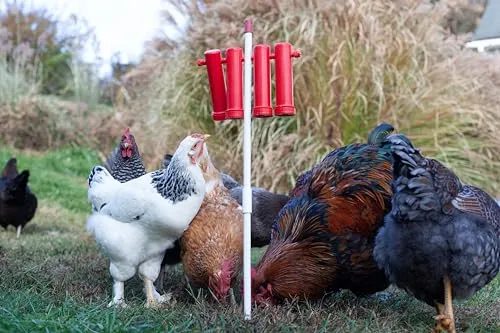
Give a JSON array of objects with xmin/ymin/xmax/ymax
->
[
  {"xmin": 123, "ymin": 127, "xmax": 131, "ymax": 138},
  {"xmin": 191, "ymin": 133, "xmax": 205, "ymax": 139}
]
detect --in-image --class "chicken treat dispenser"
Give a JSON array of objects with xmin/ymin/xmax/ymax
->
[
  {"xmin": 197, "ymin": 36, "xmax": 301, "ymax": 120},
  {"xmin": 197, "ymin": 20, "xmax": 300, "ymax": 320}
]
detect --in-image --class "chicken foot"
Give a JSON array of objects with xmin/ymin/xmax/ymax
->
[
  {"xmin": 108, "ymin": 281, "xmax": 127, "ymax": 308},
  {"xmin": 143, "ymin": 277, "xmax": 173, "ymax": 308},
  {"xmin": 432, "ymin": 275, "xmax": 455, "ymax": 333}
]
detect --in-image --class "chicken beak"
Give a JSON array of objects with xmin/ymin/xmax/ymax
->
[
  {"xmin": 123, "ymin": 142, "xmax": 130, "ymax": 149},
  {"xmin": 203, "ymin": 134, "xmax": 211, "ymax": 141}
]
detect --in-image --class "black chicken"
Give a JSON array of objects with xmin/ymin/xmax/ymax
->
[
  {"xmin": 374, "ymin": 134, "xmax": 500, "ymax": 333},
  {"xmin": 0, "ymin": 158, "xmax": 38, "ymax": 237}
]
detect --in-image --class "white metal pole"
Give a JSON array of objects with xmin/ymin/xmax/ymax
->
[{"xmin": 242, "ymin": 19, "xmax": 253, "ymax": 320}]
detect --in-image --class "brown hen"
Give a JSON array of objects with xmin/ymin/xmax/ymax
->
[{"xmin": 180, "ymin": 147, "xmax": 243, "ymax": 303}]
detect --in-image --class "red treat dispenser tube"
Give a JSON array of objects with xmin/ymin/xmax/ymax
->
[
  {"xmin": 198, "ymin": 50, "xmax": 227, "ymax": 121},
  {"xmin": 274, "ymin": 42, "xmax": 299, "ymax": 116},
  {"xmin": 225, "ymin": 47, "xmax": 244, "ymax": 119},
  {"xmin": 252, "ymin": 44, "xmax": 273, "ymax": 117}
]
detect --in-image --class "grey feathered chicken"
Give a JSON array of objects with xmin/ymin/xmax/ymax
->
[
  {"xmin": 220, "ymin": 173, "xmax": 290, "ymax": 247},
  {"xmin": 0, "ymin": 158, "xmax": 38, "ymax": 238},
  {"xmin": 104, "ymin": 127, "xmax": 146, "ymax": 183},
  {"xmin": 374, "ymin": 134, "xmax": 500, "ymax": 333},
  {"xmin": 87, "ymin": 133, "xmax": 210, "ymax": 308}
]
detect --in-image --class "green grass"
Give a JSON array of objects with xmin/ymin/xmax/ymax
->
[{"xmin": 0, "ymin": 147, "xmax": 499, "ymax": 333}]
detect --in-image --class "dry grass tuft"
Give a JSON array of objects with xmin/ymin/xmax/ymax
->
[
  {"xmin": 125, "ymin": 0, "xmax": 499, "ymax": 195},
  {"xmin": 0, "ymin": 96, "xmax": 125, "ymax": 152}
]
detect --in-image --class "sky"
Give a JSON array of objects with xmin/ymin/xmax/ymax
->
[{"xmin": 16, "ymin": 0, "xmax": 186, "ymax": 76}]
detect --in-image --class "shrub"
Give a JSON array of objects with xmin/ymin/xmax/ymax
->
[
  {"xmin": 0, "ymin": 1, "xmax": 74, "ymax": 95},
  {"xmin": 0, "ymin": 26, "xmax": 41, "ymax": 104},
  {"xmin": 0, "ymin": 95, "xmax": 124, "ymax": 151},
  {"xmin": 124, "ymin": 0, "xmax": 500, "ymax": 196}
]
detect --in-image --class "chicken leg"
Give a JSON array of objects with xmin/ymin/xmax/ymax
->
[
  {"xmin": 16, "ymin": 225, "xmax": 22, "ymax": 238},
  {"xmin": 143, "ymin": 277, "xmax": 160, "ymax": 308},
  {"xmin": 432, "ymin": 275, "xmax": 455, "ymax": 333},
  {"xmin": 108, "ymin": 280, "xmax": 127, "ymax": 308}
]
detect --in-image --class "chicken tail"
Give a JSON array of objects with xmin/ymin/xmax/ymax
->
[
  {"xmin": 2, "ymin": 157, "xmax": 19, "ymax": 178},
  {"xmin": 88, "ymin": 166, "xmax": 113, "ymax": 187},
  {"xmin": 383, "ymin": 134, "xmax": 450, "ymax": 222},
  {"xmin": 383, "ymin": 133, "xmax": 423, "ymax": 180},
  {"xmin": 367, "ymin": 123, "xmax": 395, "ymax": 145}
]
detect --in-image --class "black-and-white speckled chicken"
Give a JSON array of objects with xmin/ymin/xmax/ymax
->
[
  {"xmin": 104, "ymin": 127, "xmax": 146, "ymax": 183},
  {"xmin": 86, "ymin": 133, "xmax": 210, "ymax": 308},
  {"xmin": 374, "ymin": 134, "xmax": 500, "ymax": 333}
]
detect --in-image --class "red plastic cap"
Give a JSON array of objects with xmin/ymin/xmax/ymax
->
[
  {"xmin": 244, "ymin": 20, "xmax": 253, "ymax": 33},
  {"xmin": 274, "ymin": 105, "xmax": 296, "ymax": 116},
  {"xmin": 212, "ymin": 112, "xmax": 226, "ymax": 121},
  {"xmin": 253, "ymin": 106, "xmax": 273, "ymax": 118}
]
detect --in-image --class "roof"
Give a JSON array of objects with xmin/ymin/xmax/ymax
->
[{"xmin": 472, "ymin": 1, "xmax": 500, "ymax": 41}]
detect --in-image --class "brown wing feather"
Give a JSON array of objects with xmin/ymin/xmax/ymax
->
[
  {"xmin": 313, "ymin": 160, "xmax": 393, "ymax": 236},
  {"xmin": 452, "ymin": 184, "xmax": 500, "ymax": 232}
]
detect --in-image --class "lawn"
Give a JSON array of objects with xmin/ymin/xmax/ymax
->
[{"xmin": 0, "ymin": 147, "xmax": 498, "ymax": 333}]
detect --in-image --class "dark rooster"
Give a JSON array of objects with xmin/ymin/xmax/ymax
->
[
  {"xmin": 251, "ymin": 123, "xmax": 395, "ymax": 304},
  {"xmin": 104, "ymin": 127, "xmax": 146, "ymax": 183},
  {"xmin": 374, "ymin": 134, "xmax": 500, "ymax": 333},
  {"xmin": 0, "ymin": 158, "xmax": 38, "ymax": 238}
]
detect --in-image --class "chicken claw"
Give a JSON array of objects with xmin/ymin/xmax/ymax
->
[
  {"xmin": 432, "ymin": 314, "xmax": 454, "ymax": 333},
  {"xmin": 107, "ymin": 298, "xmax": 128, "ymax": 308},
  {"xmin": 153, "ymin": 288, "xmax": 174, "ymax": 304}
]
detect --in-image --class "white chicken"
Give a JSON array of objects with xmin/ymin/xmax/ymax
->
[{"xmin": 86, "ymin": 133, "xmax": 210, "ymax": 308}]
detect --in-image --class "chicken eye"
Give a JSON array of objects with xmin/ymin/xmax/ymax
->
[
  {"xmin": 99, "ymin": 203, "xmax": 107, "ymax": 210},
  {"xmin": 133, "ymin": 213, "xmax": 145, "ymax": 221}
]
